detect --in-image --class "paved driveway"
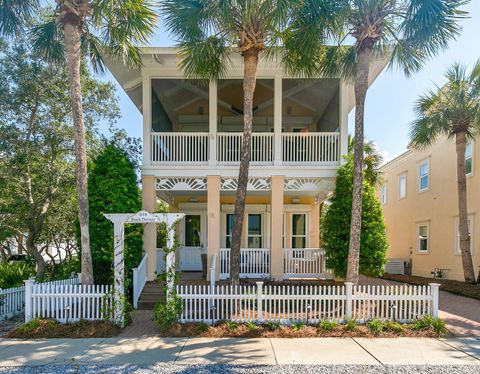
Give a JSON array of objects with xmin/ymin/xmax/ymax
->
[{"xmin": 359, "ymin": 276, "xmax": 480, "ymax": 336}]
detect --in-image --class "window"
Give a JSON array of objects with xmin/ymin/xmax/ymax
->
[
  {"xmin": 456, "ymin": 217, "xmax": 473, "ymax": 255},
  {"xmin": 399, "ymin": 173, "xmax": 407, "ymax": 199},
  {"xmin": 247, "ymin": 214, "xmax": 263, "ymax": 248},
  {"xmin": 419, "ymin": 160, "xmax": 429, "ymax": 191},
  {"xmin": 418, "ymin": 225, "xmax": 429, "ymax": 253},
  {"xmin": 291, "ymin": 213, "xmax": 307, "ymax": 248},
  {"xmin": 225, "ymin": 214, "xmax": 234, "ymax": 248},
  {"xmin": 380, "ymin": 184, "xmax": 387, "ymax": 205},
  {"xmin": 465, "ymin": 141, "xmax": 473, "ymax": 175}
]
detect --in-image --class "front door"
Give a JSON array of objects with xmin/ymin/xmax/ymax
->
[{"xmin": 180, "ymin": 214, "xmax": 204, "ymax": 271}]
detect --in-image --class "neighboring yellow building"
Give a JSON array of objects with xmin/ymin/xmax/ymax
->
[{"xmin": 378, "ymin": 135, "xmax": 479, "ymax": 281}]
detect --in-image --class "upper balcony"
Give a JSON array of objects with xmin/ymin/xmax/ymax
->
[{"xmin": 144, "ymin": 77, "xmax": 347, "ymax": 173}]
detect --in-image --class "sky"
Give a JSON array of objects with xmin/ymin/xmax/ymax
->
[{"xmin": 102, "ymin": 1, "xmax": 480, "ymax": 163}]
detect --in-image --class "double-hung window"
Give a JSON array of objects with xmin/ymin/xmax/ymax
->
[
  {"xmin": 225, "ymin": 214, "xmax": 234, "ymax": 248},
  {"xmin": 291, "ymin": 213, "xmax": 307, "ymax": 249},
  {"xmin": 247, "ymin": 214, "xmax": 262, "ymax": 248},
  {"xmin": 418, "ymin": 224, "xmax": 429, "ymax": 253},
  {"xmin": 399, "ymin": 173, "xmax": 407, "ymax": 199},
  {"xmin": 465, "ymin": 141, "xmax": 473, "ymax": 175},
  {"xmin": 380, "ymin": 184, "xmax": 387, "ymax": 205},
  {"xmin": 419, "ymin": 160, "xmax": 429, "ymax": 191}
]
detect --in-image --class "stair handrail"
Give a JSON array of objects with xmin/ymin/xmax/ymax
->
[{"xmin": 132, "ymin": 253, "xmax": 148, "ymax": 309}]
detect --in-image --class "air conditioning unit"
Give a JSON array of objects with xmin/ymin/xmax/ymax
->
[{"xmin": 384, "ymin": 259, "xmax": 409, "ymax": 275}]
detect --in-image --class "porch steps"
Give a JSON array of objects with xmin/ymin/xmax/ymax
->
[{"xmin": 136, "ymin": 282, "xmax": 165, "ymax": 310}]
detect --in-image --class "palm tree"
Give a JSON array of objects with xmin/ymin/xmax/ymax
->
[
  {"xmin": 410, "ymin": 61, "xmax": 479, "ymax": 283},
  {"xmin": 348, "ymin": 136, "xmax": 384, "ymax": 187},
  {"xmin": 304, "ymin": 0, "xmax": 469, "ymax": 284},
  {"xmin": 161, "ymin": 0, "xmax": 337, "ymax": 283},
  {"xmin": 1, "ymin": 1, "xmax": 157, "ymax": 284}
]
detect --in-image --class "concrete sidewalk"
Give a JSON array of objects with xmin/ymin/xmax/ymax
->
[{"xmin": 0, "ymin": 337, "xmax": 478, "ymax": 367}]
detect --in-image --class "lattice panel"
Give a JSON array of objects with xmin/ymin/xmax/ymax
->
[
  {"xmin": 155, "ymin": 177, "xmax": 207, "ymax": 191},
  {"xmin": 221, "ymin": 178, "xmax": 271, "ymax": 191}
]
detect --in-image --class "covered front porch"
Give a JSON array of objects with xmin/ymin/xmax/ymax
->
[{"xmin": 141, "ymin": 175, "xmax": 335, "ymax": 281}]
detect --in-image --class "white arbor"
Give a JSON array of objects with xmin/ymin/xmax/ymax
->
[{"xmin": 105, "ymin": 210, "xmax": 184, "ymax": 326}]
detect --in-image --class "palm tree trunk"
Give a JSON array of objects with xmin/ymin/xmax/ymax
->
[
  {"xmin": 455, "ymin": 131, "xmax": 476, "ymax": 283},
  {"xmin": 230, "ymin": 50, "xmax": 258, "ymax": 284},
  {"xmin": 63, "ymin": 19, "xmax": 94, "ymax": 285},
  {"xmin": 346, "ymin": 42, "xmax": 374, "ymax": 285}
]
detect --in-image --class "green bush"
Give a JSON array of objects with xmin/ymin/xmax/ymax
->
[
  {"xmin": 226, "ymin": 321, "xmax": 239, "ymax": 332},
  {"xmin": 44, "ymin": 258, "xmax": 80, "ymax": 282},
  {"xmin": 265, "ymin": 321, "xmax": 281, "ymax": 331},
  {"xmin": 318, "ymin": 320, "xmax": 338, "ymax": 331},
  {"xmin": 344, "ymin": 318, "xmax": 357, "ymax": 331},
  {"xmin": 153, "ymin": 296, "xmax": 183, "ymax": 332},
  {"xmin": 16, "ymin": 319, "xmax": 59, "ymax": 334},
  {"xmin": 84, "ymin": 144, "xmax": 143, "ymax": 285},
  {"xmin": 245, "ymin": 321, "xmax": 259, "ymax": 331},
  {"xmin": 383, "ymin": 321, "xmax": 404, "ymax": 334},
  {"xmin": 291, "ymin": 322, "xmax": 305, "ymax": 331},
  {"xmin": 411, "ymin": 315, "xmax": 446, "ymax": 335},
  {"xmin": 321, "ymin": 159, "xmax": 388, "ymax": 278},
  {"xmin": 0, "ymin": 262, "xmax": 35, "ymax": 289},
  {"xmin": 366, "ymin": 319, "xmax": 383, "ymax": 335},
  {"xmin": 196, "ymin": 322, "xmax": 209, "ymax": 334}
]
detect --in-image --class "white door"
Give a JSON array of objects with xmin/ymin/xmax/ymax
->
[{"xmin": 179, "ymin": 214, "xmax": 205, "ymax": 271}]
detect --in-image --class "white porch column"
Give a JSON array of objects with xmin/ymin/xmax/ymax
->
[
  {"xmin": 142, "ymin": 75, "xmax": 152, "ymax": 166},
  {"xmin": 274, "ymin": 75, "xmax": 283, "ymax": 166},
  {"xmin": 112, "ymin": 220, "xmax": 125, "ymax": 326},
  {"xmin": 209, "ymin": 79, "xmax": 218, "ymax": 166},
  {"xmin": 142, "ymin": 176, "xmax": 157, "ymax": 281},
  {"xmin": 339, "ymin": 79, "xmax": 349, "ymax": 163}
]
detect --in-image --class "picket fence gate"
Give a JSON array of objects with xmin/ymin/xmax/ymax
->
[
  {"xmin": 175, "ymin": 282, "xmax": 440, "ymax": 324},
  {"xmin": 24, "ymin": 278, "xmax": 112, "ymax": 323}
]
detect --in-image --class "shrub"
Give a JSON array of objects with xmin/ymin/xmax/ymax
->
[
  {"xmin": 196, "ymin": 322, "xmax": 209, "ymax": 334},
  {"xmin": 291, "ymin": 322, "xmax": 305, "ymax": 331},
  {"xmin": 321, "ymin": 160, "xmax": 388, "ymax": 278},
  {"xmin": 383, "ymin": 321, "xmax": 404, "ymax": 334},
  {"xmin": 16, "ymin": 319, "xmax": 59, "ymax": 334},
  {"xmin": 226, "ymin": 321, "xmax": 239, "ymax": 332},
  {"xmin": 85, "ymin": 144, "xmax": 143, "ymax": 285},
  {"xmin": 344, "ymin": 318, "xmax": 357, "ymax": 331},
  {"xmin": 266, "ymin": 321, "xmax": 281, "ymax": 331},
  {"xmin": 318, "ymin": 320, "xmax": 338, "ymax": 331},
  {"xmin": 153, "ymin": 296, "xmax": 183, "ymax": 332},
  {"xmin": 411, "ymin": 315, "xmax": 446, "ymax": 334},
  {"xmin": 0, "ymin": 262, "xmax": 35, "ymax": 289},
  {"xmin": 366, "ymin": 319, "xmax": 383, "ymax": 335},
  {"xmin": 246, "ymin": 321, "xmax": 259, "ymax": 331}
]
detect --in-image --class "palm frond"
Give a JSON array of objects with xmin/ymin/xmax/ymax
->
[
  {"xmin": 0, "ymin": 0, "xmax": 39, "ymax": 37},
  {"xmin": 30, "ymin": 16, "xmax": 65, "ymax": 65}
]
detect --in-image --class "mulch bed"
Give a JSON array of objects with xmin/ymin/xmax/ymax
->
[
  {"xmin": 6, "ymin": 319, "xmax": 121, "ymax": 339},
  {"xmin": 158, "ymin": 322, "xmax": 447, "ymax": 339},
  {"xmin": 381, "ymin": 273, "xmax": 480, "ymax": 300}
]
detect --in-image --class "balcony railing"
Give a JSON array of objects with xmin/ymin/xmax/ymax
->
[
  {"xmin": 282, "ymin": 132, "xmax": 339, "ymax": 164},
  {"xmin": 217, "ymin": 132, "xmax": 274, "ymax": 165},
  {"xmin": 151, "ymin": 132, "xmax": 209, "ymax": 164},
  {"xmin": 150, "ymin": 132, "xmax": 339, "ymax": 165}
]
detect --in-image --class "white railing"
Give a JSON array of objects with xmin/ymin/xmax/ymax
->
[
  {"xmin": 0, "ymin": 286, "xmax": 24, "ymax": 321},
  {"xmin": 219, "ymin": 248, "xmax": 270, "ymax": 279},
  {"xmin": 151, "ymin": 132, "xmax": 209, "ymax": 164},
  {"xmin": 283, "ymin": 248, "xmax": 333, "ymax": 279},
  {"xmin": 25, "ymin": 280, "xmax": 112, "ymax": 323},
  {"xmin": 210, "ymin": 254, "xmax": 217, "ymax": 293},
  {"xmin": 217, "ymin": 133, "xmax": 274, "ymax": 164},
  {"xmin": 132, "ymin": 253, "xmax": 148, "ymax": 309},
  {"xmin": 176, "ymin": 282, "xmax": 440, "ymax": 324},
  {"xmin": 282, "ymin": 132, "xmax": 339, "ymax": 164}
]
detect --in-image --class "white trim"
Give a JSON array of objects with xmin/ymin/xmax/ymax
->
[
  {"xmin": 454, "ymin": 215, "xmax": 474, "ymax": 256},
  {"xmin": 380, "ymin": 183, "xmax": 387, "ymax": 205},
  {"xmin": 417, "ymin": 222, "xmax": 429, "ymax": 254},
  {"xmin": 418, "ymin": 158, "xmax": 430, "ymax": 192},
  {"xmin": 398, "ymin": 172, "xmax": 407, "ymax": 200}
]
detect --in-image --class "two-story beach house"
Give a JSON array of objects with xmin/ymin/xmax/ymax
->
[{"xmin": 107, "ymin": 48, "xmax": 388, "ymax": 282}]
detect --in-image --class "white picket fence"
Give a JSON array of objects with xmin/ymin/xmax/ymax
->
[
  {"xmin": 176, "ymin": 282, "xmax": 440, "ymax": 324},
  {"xmin": 132, "ymin": 253, "xmax": 148, "ymax": 309},
  {"xmin": 0, "ymin": 275, "xmax": 81, "ymax": 321}
]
